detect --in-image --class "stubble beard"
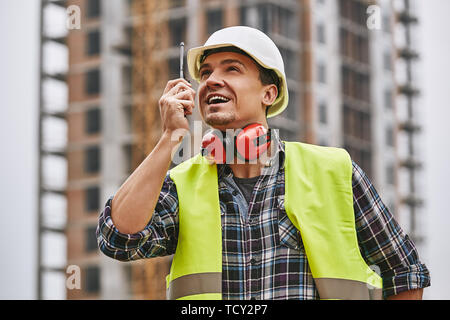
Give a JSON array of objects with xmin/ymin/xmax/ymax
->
[{"xmin": 204, "ymin": 111, "xmax": 236, "ymax": 127}]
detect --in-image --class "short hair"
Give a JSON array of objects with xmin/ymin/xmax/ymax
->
[{"xmin": 200, "ymin": 46, "xmax": 280, "ymax": 117}]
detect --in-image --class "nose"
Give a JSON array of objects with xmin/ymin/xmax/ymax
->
[{"xmin": 205, "ymin": 69, "xmax": 225, "ymax": 89}]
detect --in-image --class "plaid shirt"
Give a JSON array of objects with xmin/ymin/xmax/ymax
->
[{"xmin": 97, "ymin": 131, "xmax": 430, "ymax": 300}]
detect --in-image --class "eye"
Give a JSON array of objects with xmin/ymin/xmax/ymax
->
[
  {"xmin": 199, "ymin": 69, "xmax": 211, "ymax": 79},
  {"xmin": 227, "ymin": 66, "xmax": 240, "ymax": 72}
]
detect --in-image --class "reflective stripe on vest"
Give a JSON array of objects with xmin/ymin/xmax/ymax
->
[
  {"xmin": 314, "ymin": 278, "xmax": 383, "ymax": 300},
  {"xmin": 168, "ymin": 141, "xmax": 383, "ymax": 300},
  {"xmin": 166, "ymin": 272, "xmax": 222, "ymax": 300}
]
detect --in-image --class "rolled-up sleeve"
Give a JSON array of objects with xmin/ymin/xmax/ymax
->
[
  {"xmin": 96, "ymin": 172, "xmax": 179, "ymax": 261},
  {"xmin": 351, "ymin": 161, "xmax": 431, "ymax": 299}
]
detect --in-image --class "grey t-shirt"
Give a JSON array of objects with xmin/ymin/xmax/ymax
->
[{"xmin": 232, "ymin": 175, "xmax": 260, "ymax": 205}]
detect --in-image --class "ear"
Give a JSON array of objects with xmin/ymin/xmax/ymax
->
[{"xmin": 261, "ymin": 84, "xmax": 278, "ymax": 107}]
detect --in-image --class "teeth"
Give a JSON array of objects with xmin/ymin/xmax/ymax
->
[{"xmin": 208, "ymin": 95, "xmax": 230, "ymax": 104}]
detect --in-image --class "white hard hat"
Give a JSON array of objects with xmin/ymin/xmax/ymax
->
[{"xmin": 187, "ymin": 26, "xmax": 288, "ymax": 118}]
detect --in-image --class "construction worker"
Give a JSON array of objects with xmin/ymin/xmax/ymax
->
[{"xmin": 97, "ymin": 26, "xmax": 430, "ymax": 300}]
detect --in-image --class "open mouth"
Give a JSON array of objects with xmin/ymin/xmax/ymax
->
[{"xmin": 207, "ymin": 95, "xmax": 231, "ymax": 105}]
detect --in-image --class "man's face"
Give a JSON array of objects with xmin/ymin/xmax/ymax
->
[{"xmin": 197, "ymin": 51, "xmax": 274, "ymax": 131}]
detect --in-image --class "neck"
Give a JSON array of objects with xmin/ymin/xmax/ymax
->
[
  {"xmin": 228, "ymin": 145, "xmax": 273, "ymax": 178},
  {"xmin": 229, "ymin": 162, "xmax": 265, "ymax": 178},
  {"xmin": 213, "ymin": 117, "xmax": 269, "ymax": 132}
]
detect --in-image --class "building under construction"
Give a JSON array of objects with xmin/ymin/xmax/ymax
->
[{"xmin": 37, "ymin": 0, "xmax": 425, "ymax": 299}]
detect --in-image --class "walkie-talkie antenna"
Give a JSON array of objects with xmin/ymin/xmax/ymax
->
[{"xmin": 179, "ymin": 42, "xmax": 184, "ymax": 79}]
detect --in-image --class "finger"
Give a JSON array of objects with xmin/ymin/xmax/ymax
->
[
  {"xmin": 174, "ymin": 105, "xmax": 190, "ymax": 117},
  {"xmin": 164, "ymin": 78, "xmax": 192, "ymax": 95},
  {"xmin": 175, "ymin": 77, "xmax": 191, "ymax": 88},
  {"xmin": 173, "ymin": 88, "xmax": 195, "ymax": 101},
  {"xmin": 164, "ymin": 78, "xmax": 189, "ymax": 94},
  {"xmin": 165, "ymin": 97, "xmax": 194, "ymax": 112},
  {"xmin": 178, "ymin": 100, "xmax": 195, "ymax": 114},
  {"xmin": 169, "ymin": 100, "xmax": 193, "ymax": 116},
  {"xmin": 168, "ymin": 82, "xmax": 195, "ymax": 97}
]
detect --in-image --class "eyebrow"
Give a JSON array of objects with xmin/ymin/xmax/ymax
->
[{"xmin": 199, "ymin": 59, "xmax": 248, "ymax": 73}]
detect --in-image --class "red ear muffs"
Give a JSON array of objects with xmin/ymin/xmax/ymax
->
[
  {"xmin": 201, "ymin": 123, "xmax": 271, "ymax": 164},
  {"xmin": 201, "ymin": 129, "xmax": 228, "ymax": 164},
  {"xmin": 235, "ymin": 123, "xmax": 271, "ymax": 161}
]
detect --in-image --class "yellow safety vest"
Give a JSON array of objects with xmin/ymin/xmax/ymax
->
[{"xmin": 166, "ymin": 141, "xmax": 383, "ymax": 300}]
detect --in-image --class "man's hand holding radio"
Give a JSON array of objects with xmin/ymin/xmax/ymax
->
[{"xmin": 159, "ymin": 78, "xmax": 196, "ymax": 134}]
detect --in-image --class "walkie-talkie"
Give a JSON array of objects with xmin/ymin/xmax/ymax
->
[
  {"xmin": 179, "ymin": 42, "xmax": 184, "ymax": 79},
  {"xmin": 179, "ymin": 42, "xmax": 187, "ymax": 117}
]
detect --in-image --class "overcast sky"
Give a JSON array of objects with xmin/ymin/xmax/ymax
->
[
  {"xmin": 418, "ymin": 0, "xmax": 450, "ymax": 299},
  {"xmin": 0, "ymin": 0, "xmax": 449, "ymax": 299}
]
